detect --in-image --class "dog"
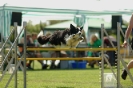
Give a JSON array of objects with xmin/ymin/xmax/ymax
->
[
  {"xmin": 37, "ymin": 24, "xmax": 84, "ymax": 48},
  {"xmin": 66, "ymin": 33, "xmax": 84, "ymax": 48}
]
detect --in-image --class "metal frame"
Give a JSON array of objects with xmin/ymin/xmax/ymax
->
[
  {"xmin": 1, "ymin": 6, "xmax": 133, "ymax": 15},
  {"xmin": 0, "ymin": 4, "xmax": 133, "ymax": 88},
  {"xmin": 101, "ymin": 22, "xmax": 133, "ymax": 88},
  {"xmin": 0, "ymin": 22, "xmax": 27, "ymax": 88}
]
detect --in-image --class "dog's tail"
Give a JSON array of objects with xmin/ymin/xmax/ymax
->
[{"xmin": 37, "ymin": 35, "xmax": 51, "ymax": 45}]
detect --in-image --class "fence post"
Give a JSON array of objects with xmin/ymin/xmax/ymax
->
[
  {"xmin": 23, "ymin": 21, "xmax": 27, "ymax": 88},
  {"xmin": 14, "ymin": 22, "xmax": 18, "ymax": 88},
  {"xmin": 117, "ymin": 22, "xmax": 121, "ymax": 88},
  {"xmin": 101, "ymin": 24, "xmax": 104, "ymax": 88}
]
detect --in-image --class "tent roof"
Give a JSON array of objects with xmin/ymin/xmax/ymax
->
[{"xmin": 0, "ymin": 0, "xmax": 133, "ymax": 15}]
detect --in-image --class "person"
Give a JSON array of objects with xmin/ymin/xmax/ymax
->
[
  {"xmin": 31, "ymin": 33, "xmax": 48, "ymax": 69},
  {"xmin": 87, "ymin": 34, "xmax": 101, "ymax": 68},
  {"xmin": 121, "ymin": 14, "xmax": 133, "ymax": 80},
  {"xmin": 104, "ymin": 36, "xmax": 117, "ymax": 46},
  {"xmin": 18, "ymin": 33, "xmax": 34, "ymax": 70},
  {"xmin": 40, "ymin": 32, "xmax": 52, "ymax": 68},
  {"xmin": 104, "ymin": 36, "xmax": 117, "ymax": 66},
  {"xmin": 50, "ymin": 51, "xmax": 68, "ymax": 69},
  {"xmin": 19, "ymin": 33, "xmax": 47, "ymax": 70}
]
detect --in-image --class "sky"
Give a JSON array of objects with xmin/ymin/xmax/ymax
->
[{"xmin": 0, "ymin": 0, "xmax": 132, "ymax": 24}]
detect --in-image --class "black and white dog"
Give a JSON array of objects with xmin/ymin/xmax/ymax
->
[{"xmin": 37, "ymin": 24, "xmax": 84, "ymax": 48}]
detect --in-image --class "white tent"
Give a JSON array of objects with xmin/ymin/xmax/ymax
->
[
  {"xmin": 0, "ymin": 0, "xmax": 132, "ymax": 23},
  {"xmin": 0, "ymin": 0, "xmax": 132, "ymax": 37},
  {"xmin": 0, "ymin": 0, "xmax": 133, "ymax": 15}
]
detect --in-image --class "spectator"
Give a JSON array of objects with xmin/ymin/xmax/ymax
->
[
  {"xmin": 19, "ymin": 33, "xmax": 47, "ymax": 70},
  {"xmin": 19, "ymin": 33, "xmax": 34, "ymax": 70},
  {"xmin": 87, "ymin": 34, "xmax": 101, "ymax": 68},
  {"xmin": 104, "ymin": 36, "xmax": 117, "ymax": 66},
  {"xmin": 104, "ymin": 36, "xmax": 117, "ymax": 47},
  {"xmin": 50, "ymin": 51, "xmax": 68, "ymax": 69},
  {"xmin": 40, "ymin": 32, "xmax": 52, "ymax": 68},
  {"xmin": 31, "ymin": 33, "xmax": 48, "ymax": 69}
]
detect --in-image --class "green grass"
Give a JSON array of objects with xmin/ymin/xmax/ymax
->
[{"xmin": 0, "ymin": 61, "xmax": 133, "ymax": 88}]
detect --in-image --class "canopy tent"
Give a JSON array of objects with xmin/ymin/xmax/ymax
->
[
  {"xmin": 0, "ymin": 0, "xmax": 133, "ymax": 15},
  {"xmin": 0, "ymin": 0, "xmax": 132, "ymax": 38},
  {"xmin": 0, "ymin": 0, "xmax": 132, "ymax": 27},
  {"xmin": 0, "ymin": 9, "xmax": 12, "ymax": 38}
]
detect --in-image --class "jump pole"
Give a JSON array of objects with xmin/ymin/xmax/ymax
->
[
  {"xmin": 100, "ymin": 23, "xmax": 104, "ymax": 88},
  {"xmin": 117, "ymin": 22, "xmax": 121, "ymax": 88}
]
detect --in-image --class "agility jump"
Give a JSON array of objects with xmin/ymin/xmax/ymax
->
[{"xmin": 0, "ymin": 21, "xmax": 133, "ymax": 88}]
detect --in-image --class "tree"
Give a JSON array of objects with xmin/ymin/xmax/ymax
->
[
  {"xmin": 26, "ymin": 20, "xmax": 67, "ymax": 33},
  {"xmin": 26, "ymin": 20, "xmax": 46, "ymax": 33},
  {"xmin": 26, "ymin": 20, "xmax": 69, "ymax": 33},
  {"xmin": 49, "ymin": 20, "xmax": 68, "ymax": 25}
]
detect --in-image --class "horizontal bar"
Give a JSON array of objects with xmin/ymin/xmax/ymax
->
[
  {"xmin": 2, "ymin": 6, "xmax": 133, "ymax": 15},
  {"xmin": 18, "ymin": 57, "xmax": 101, "ymax": 60},
  {"xmin": 27, "ymin": 47, "xmax": 117, "ymax": 51}
]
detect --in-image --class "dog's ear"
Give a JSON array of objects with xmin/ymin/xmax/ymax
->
[
  {"xmin": 80, "ymin": 26, "xmax": 83, "ymax": 30},
  {"xmin": 70, "ymin": 24, "xmax": 75, "ymax": 29}
]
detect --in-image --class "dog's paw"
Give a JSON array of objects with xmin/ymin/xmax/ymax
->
[
  {"xmin": 81, "ymin": 37, "xmax": 84, "ymax": 40},
  {"xmin": 79, "ymin": 37, "xmax": 84, "ymax": 41}
]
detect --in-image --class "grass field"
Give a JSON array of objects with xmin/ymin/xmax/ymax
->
[{"xmin": 0, "ymin": 61, "xmax": 133, "ymax": 88}]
